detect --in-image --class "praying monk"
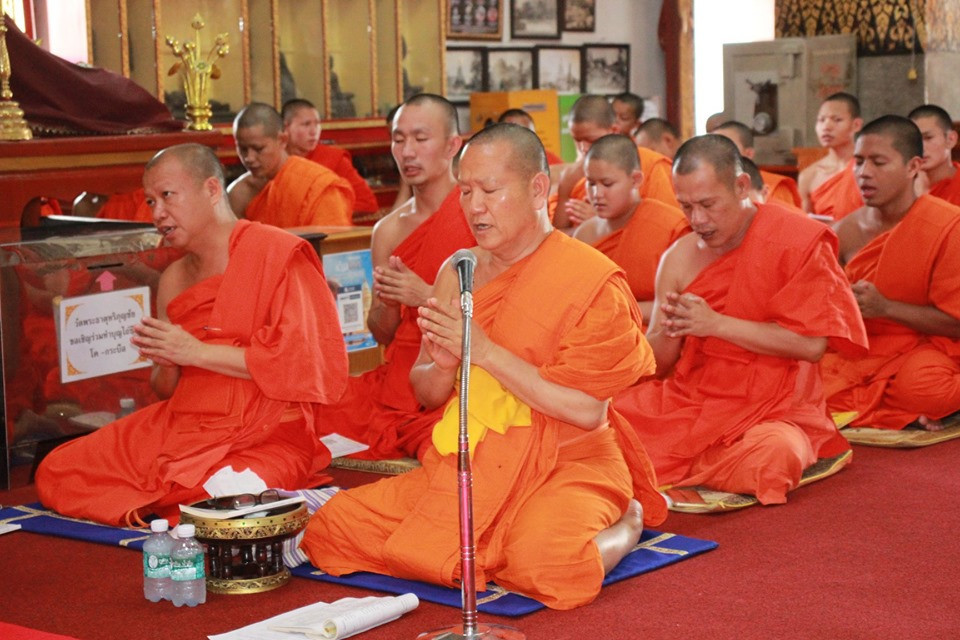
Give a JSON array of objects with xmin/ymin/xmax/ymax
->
[
  {"xmin": 572, "ymin": 134, "xmax": 689, "ymax": 321},
  {"xmin": 35, "ymin": 143, "xmax": 349, "ymax": 526},
  {"xmin": 281, "ymin": 98, "xmax": 380, "ymax": 214},
  {"xmin": 614, "ymin": 135, "xmax": 867, "ymax": 504},
  {"xmin": 553, "ymin": 95, "xmax": 679, "ymax": 229},
  {"xmin": 908, "ymin": 104, "xmax": 960, "ymax": 205},
  {"xmin": 315, "ymin": 94, "xmax": 476, "ymax": 459},
  {"xmin": 227, "ymin": 102, "xmax": 355, "ymax": 227},
  {"xmin": 823, "ymin": 116, "xmax": 960, "ymax": 431},
  {"xmin": 798, "ymin": 92, "xmax": 864, "ymax": 220},
  {"xmin": 636, "ymin": 118, "xmax": 682, "ymax": 160},
  {"xmin": 302, "ymin": 123, "xmax": 668, "ymax": 609},
  {"xmin": 713, "ymin": 120, "xmax": 803, "ymax": 209}
]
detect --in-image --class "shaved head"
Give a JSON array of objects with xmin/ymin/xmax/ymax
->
[
  {"xmin": 612, "ymin": 93, "xmax": 644, "ymax": 120},
  {"xmin": 857, "ymin": 115, "xmax": 923, "ymax": 162},
  {"xmin": 145, "ymin": 143, "xmax": 226, "ymax": 189},
  {"xmin": 281, "ymin": 98, "xmax": 318, "ymax": 126},
  {"xmin": 739, "ymin": 156, "xmax": 765, "ymax": 191},
  {"xmin": 908, "ymin": 104, "xmax": 954, "ymax": 133},
  {"xmin": 585, "ymin": 134, "xmax": 640, "ymax": 173},
  {"xmin": 824, "ymin": 92, "xmax": 861, "ymax": 119},
  {"xmin": 713, "ymin": 120, "xmax": 754, "ymax": 151},
  {"xmin": 570, "ymin": 95, "xmax": 616, "ymax": 129},
  {"xmin": 673, "ymin": 134, "xmax": 744, "ymax": 188},
  {"xmin": 638, "ymin": 118, "xmax": 679, "ymax": 140},
  {"xmin": 234, "ymin": 102, "xmax": 284, "ymax": 137},
  {"xmin": 464, "ymin": 123, "xmax": 547, "ymax": 180},
  {"xmin": 400, "ymin": 93, "xmax": 460, "ymax": 137},
  {"xmin": 498, "ymin": 108, "xmax": 535, "ymax": 129}
]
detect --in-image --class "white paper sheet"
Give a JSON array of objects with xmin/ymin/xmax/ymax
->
[{"xmin": 319, "ymin": 433, "xmax": 370, "ymax": 459}]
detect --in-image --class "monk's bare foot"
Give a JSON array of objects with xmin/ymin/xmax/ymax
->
[
  {"xmin": 620, "ymin": 498, "xmax": 645, "ymax": 532},
  {"xmin": 595, "ymin": 499, "xmax": 645, "ymax": 574},
  {"xmin": 918, "ymin": 416, "xmax": 945, "ymax": 432}
]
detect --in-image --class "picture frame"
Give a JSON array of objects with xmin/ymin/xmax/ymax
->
[
  {"xmin": 510, "ymin": 0, "xmax": 561, "ymax": 40},
  {"xmin": 486, "ymin": 48, "xmax": 536, "ymax": 92},
  {"xmin": 583, "ymin": 44, "xmax": 630, "ymax": 95},
  {"xmin": 445, "ymin": 47, "xmax": 487, "ymax": 103},
  {"xmin": 535, "ymin": 45, "xmax": 582, "ymax": 94},
  {"xmin": 562, "ymin": 0, "xmax": 596, "ymax": 32},
  {"xmin": 447, "ymin": 0, "xmax": 504, "ymax": 41}
]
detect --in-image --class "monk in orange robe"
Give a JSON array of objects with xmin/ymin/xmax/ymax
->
[
  {"xmin": 824, "ymin": 116, "xmax": 960, "ymax": 430},
  {"xmin": 93, "ymin": 188, "xmax": 153, "ymax": 222},
  {"xmin": 282, "ymin": 99, "xmax": 380, "ymax": 214},
  {"xmin": 712, "ymin": 120, "xmax": 803, "ymax": 209},
  {"xmin": 798, "ymin": 93, "xmax": 865, "ymax": 220},
  {"xmin": 908, "ymin": 104, "xmax": 960, "ymax": 205},
  {"xmin": 636, "ymin": 118, "xmax": 682, "ymax": 160},
  {"xmin": 573, "ymin": 134, "xmax": 689, "ymax": 322},
  {"xmin": 35, "ymin": 144, "xmax": 348, "ymax": 526},
  {"xmin": 302, "ymin": 124, "xmax": 667, "ymax": 610},
  {"xmin": 316, "ymin": 94, "xmax": 476, "ymax": 459},
  {"xmin": 614, "ymin": 135, "xmax": 867, "ymax": 504},
  {"xmin": 227, "ymin": 102, "xmax": 354, "ymax": 227},
  {"xmin": 553, "ymin": 95, "xmax": 680, "ymax": 229}
]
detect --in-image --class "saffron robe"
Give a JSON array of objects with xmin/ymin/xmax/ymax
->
[
  {"xmin": 761, "ymin": 170, "xmax": 803, "ymax": 209},
  {"xmin": 303, "ymin": 232, "xmax": 668, "ymax": 610},
  {"xmin": 306, "ymin": 144, "xmax": 380, "ymax": 213},
  {"xmin": 97, "ymin": 188, "xmax": 152, "ymax": 223},
  {"xmin": 246, "ymin": 156, "xmax": 355, "ymax": 228},
  {"xmin": 35, "ymin": 221, "xmax": 349, "ymax": 526},
  {"xmin": 928, "ymin": 162, "xmax": 960, "ymax": 206},
  {"xmin": 316, "ymin": 188, "xmax": 476, "ymax": 459},
  {"xmin": 593, "ymin": 198, "xmax": 690, "ymax": 303},
  {"xmin": 615, "ymin": 204, "xmax": 868, "ymax": 504},
  {"xmin": 822, "ymin": 195, "xmax": 960, "ymax": 429},
  {"xmin": 809, "ymin": 159, "xmax": 863, "ymax": 220}
]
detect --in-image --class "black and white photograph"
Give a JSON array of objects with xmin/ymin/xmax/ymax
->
[
  {"xmin": 510, "ymin": 0, "xmax": 561, "ymax": 40},
  {"xmin": 445, "ymin": 47, "xmax": 486, "ymax": 103},
  {"xmin": 535, "ymin": 46, "xmax": 582, "ymax": 94},
  {"xmin": 563, "ymin": 0, "xmax": 596, "ymax": 32},
  {"xmin": 447, "ymin": 0, "xmax": 503, "ymax": 40},
  {"xmin": 486, "ymin": 48, "xmax": 535, "ymax": 92},
  {"xmin": 583, "ymin": 44, "xmax": 630, "ymax": 94}
]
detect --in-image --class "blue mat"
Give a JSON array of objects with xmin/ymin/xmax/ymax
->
[{"xmin": 0, "ymin": 502, "xmax": 717, "ymax": 616}]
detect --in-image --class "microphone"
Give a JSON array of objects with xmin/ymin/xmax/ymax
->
[{"xmin": 452, "ymin": 249, "xmax": 477, "ymax": 295}]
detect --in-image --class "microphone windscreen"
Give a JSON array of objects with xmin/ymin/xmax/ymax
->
[{"xmin": 452, "ymin": 249, "xmax": 477, "ymax": 269}]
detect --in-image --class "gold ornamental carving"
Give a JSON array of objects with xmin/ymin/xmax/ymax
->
[
  {"xmin": 164, "ymin": 14, "xmax": 229, "ymax": 131},
  {"xmin": 0, "ymin": 16, "xmax": 32, "ymax": 140}
]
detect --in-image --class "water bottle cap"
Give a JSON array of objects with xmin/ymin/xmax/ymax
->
[
  {"xmin": 119, "ymin": 398, "xmax": 136, "ymax": 409},
  {"xmin": 150, "ymin": 519, "xmax": 169, "ymax": 533},
  {"xmin": 176, "ymin": 523, "xmax": 196, "ymax": 538}
]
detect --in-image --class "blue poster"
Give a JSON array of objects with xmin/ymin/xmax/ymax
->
[{"xmin": 322, "ymin": 250, "xmax": 378, "ymax": 352}]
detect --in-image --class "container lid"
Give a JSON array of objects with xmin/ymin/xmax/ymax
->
[
  {"xmin": 176, "ymin": 523, "xmax": 195, "ymax": 538},
  {"xmin": 119, "ymin": 398, "xmax": 136, "ymax": 409},
  {"xmin": 150, "ymin": 519, "xmax": 169, "ymax": 533}
]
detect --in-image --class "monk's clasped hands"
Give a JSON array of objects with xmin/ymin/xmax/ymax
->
[
  {"xmin": 373, "ymin": 256, "xmax": 430, "ymax": 308},
  {"xmin": 660, "ymin": 292, "xmax": 721, "ymax": 339},
  {"xmin": 851, "ymin": 280, "xmax": 889, "ymax": 318},
  {"xmin": 131, "ymin": 316, "xmax": 204, "ymax": 368},
  {"xmin": 417, "ymin": 297, "xmax": 493, "ymax": 370}
]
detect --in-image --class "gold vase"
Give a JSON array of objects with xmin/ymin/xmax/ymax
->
[
  {"xmin": 0, "ymin": 16, "xmax": 32, "ymax": 141},
  {"xmin": 165, "ymin": 14, "xmax": 228, "ymax": 132}
]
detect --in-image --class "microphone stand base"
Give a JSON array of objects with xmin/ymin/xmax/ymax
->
[{"xmin": 416, "ymin": 623, "xmax": 526, "ymax": 639}]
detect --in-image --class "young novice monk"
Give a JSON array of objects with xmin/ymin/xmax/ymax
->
[
  {"xmin": 573, "ymin": 134, "xmax": 689, "ymax": 321},
  {"xmin": 798, "ymin": 92, "xmax": 864, "ymax": 220}
]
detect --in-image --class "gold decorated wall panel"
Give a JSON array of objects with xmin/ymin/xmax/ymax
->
[{"xmin": 776, "ymin": 0, "xmax": 925, "ymax": 55}]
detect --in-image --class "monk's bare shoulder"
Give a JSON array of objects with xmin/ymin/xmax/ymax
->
[
  {"xmin": 370, "ymin": 197, "xmax": 416, "ymax": 263},
  {"xmin": 659, "ymin": 233, "xmax": 708, "ymax": 292},
  {"xmin": 833, "ymin": 205, "xmax": 880, "ymax": 265},
  {"xmin": 571, "ymin": 217, "xmax": 603, "ymax": 245},
  {"xmin": 155, "ymin": 256, "xmax": 193, "ymax": 320},
  {"xmin": 226, "ymin": 173, "xmax": 259, "ymax": 217}
]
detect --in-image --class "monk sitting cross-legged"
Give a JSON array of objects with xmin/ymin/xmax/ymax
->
[
  {"xmin": 572, "ymin": 134, "xmax": 689, "ymax": 322},
  {"xmin": 314, "ymin": 94, "xmax": 476, "ymax": 460},
  {"xmin": 823, "ymin": 115, "xmax": 960, "ymax": 431},
  {"xmin": 35, "ymin": 143, "xmax": 348, "ymax": 527},
  {"xmin": 614, "ymin": 134, "xmax": 867, "ymax": 505},
  {"xmin": 301, "ymin": 123, "xmax": 668, "ymax": 610},
  {"xmin": 908, "ymin": 104, "xmax": 960, "ymax": 205},
  {"xmin": 227, "ymin": 102, "xmax": 355, "ymax": 228}
]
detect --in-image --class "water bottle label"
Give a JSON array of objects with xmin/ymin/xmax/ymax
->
[
  {"xmin": 143, "ymin": 553, "xmax": 170, "ymax": 579},
  {"xmin": 171, "ymin": 554, "xmax": 205, "ymax": 581}
]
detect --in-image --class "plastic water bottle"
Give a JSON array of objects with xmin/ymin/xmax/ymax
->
[
  {"xmin": 118, "ymin": 398, "xmax": 136, "ymax": 418},
  {"xmin": 170, "ymin": 524, "xmax": 206, "ymax": 607},
  {"xmin": 142, "ymin": 519, "xmax": 173, "ymax": 602}
]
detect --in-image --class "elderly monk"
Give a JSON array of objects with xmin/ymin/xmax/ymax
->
[
  {"xmin": 614, "ymin": 135, "xmax": 867, "ymax": 505},
  {"xmin": 35, "ymin": 143, "xmax": 348, "ymax": 526},
  {"xmin": 573, "ymin": 134, "xmax": 689, "ymax": 321},
  {"xmin": 798, "ymin": 93, "xmax": 865, "ymax": 220},
  {"xmin": 281, "ymin": 99, "xmax": 380, "ymax": 214},
  {"xmin": 823, "ymin": 115, "xmax": 960, "ymax": 431},
  {"xmin": 316, "ymin": 94, "xmax": 476, "ymax": 459},
  {"xmin": 302, "ymin": 123, "xmax": 667, "ymax": 610},
  {"xmin": 553, "ymin": 95, "xmax": 680, "ymax": 229},
  {"xmin": 908, "ymin": 104, "xmax": 960, "ymax": 205},
  {"xmin": 636, "ymin": 118, "xmax": 682, "ymax": 160},
  {"xmin": 713, "ymin": 120, "xmax": 803, "ymax": 209},
  {"xmin": 227, "ymin": 102, "xmax": 355, "ymax": 227}
]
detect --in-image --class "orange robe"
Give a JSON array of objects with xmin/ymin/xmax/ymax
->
[
  {"xmin": 761, "ymin": 170, "xmax": 803, "ymax": 209},
  {"xmin": 35, "ymin": 221, "xmax": 348, "ymax": 526},
  {"xmin": 593, "ymin": 198, "xmax": 689, "ymax": 303},
  {"xmin": 306, "ymin": 144, "xmax": 380, "ymax": 213},
  {"xmin": 809, "ymin": 159, "xmax": 863, "ymax": 220},
  {"xmin": 822, "ymin": 194, "xmax": 960, "ymax": 429},
  {"xmin": 97, "ymin": 188, "xmax": 153, "ymax": 222},
  {"xmin": 615, "ymin": 203, "xmax": 867, "ymax": 504},
  {"xmin": 316, "ymin": 188, "xmax": 476, "ymax": 459},
  {"xmin": 303, "ymin": 232, "xmax": 668, "ymax": 610},
  {"xmin": 246, "ymin": 156, "xmax": 355, "ymax": 228},
  {"xmin": 927, "ymin": 162, "xmax": 960, "ymax": 206}
]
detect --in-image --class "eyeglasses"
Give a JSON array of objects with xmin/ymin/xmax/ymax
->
[{"xmin": 200, "ymin": 489, "xmax": 281, "ymax": 511}]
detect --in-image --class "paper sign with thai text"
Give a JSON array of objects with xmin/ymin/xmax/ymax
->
[{"xmin": 58, "ymin": 286, "xmax": 151, "ymax": 383}]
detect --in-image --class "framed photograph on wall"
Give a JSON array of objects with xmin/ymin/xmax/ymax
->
[
  {"xmin": 510, "ymin": 0, "xmax": 561, "ymax": 40},
  {"xmin": 486, "ymin": 48, "xmax": 535, "ymax": 92},
  {"xmin": 563, "ymin": 0, "xmax": 596, "ymax": 32},
  {"xmin": 583, "ymin": 44, "xmax": 630, "ymax": 95},
  {"xmin": 448, "ymin": 0, "xmax": 503, "ymax": 40},
  {"xmin": 446, "ymin": 47, "xmax": 487, "ymax": 103},
  {"xmin": 535, "ymin": 45, "xmax": 582, "ymax": 94}
]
